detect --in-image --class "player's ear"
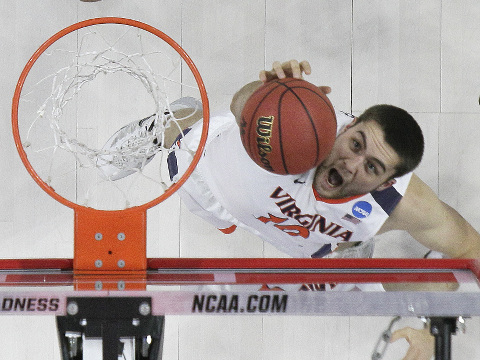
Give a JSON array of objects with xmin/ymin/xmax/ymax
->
[
  {"xmin": 230, "ymin": 81, "xmax": 263, "ymax": 122},
  {"xmin": 340, "ymin": 117, "xmax": 358, "ymax": 134},
  {"xmin": 375, "ymin": 178, "xmax": 396, "ymax": 192}
]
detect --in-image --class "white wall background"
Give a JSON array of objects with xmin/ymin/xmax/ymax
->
[{"xmin": 0, "ymin": 0, "xmax": 479, "ymax": 359}]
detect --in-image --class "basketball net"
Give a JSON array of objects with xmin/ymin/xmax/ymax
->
[{"xmin": 12, "ymin": 18, "xmax": 209, "ymax": 288}]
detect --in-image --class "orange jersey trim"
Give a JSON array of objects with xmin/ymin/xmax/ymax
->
[
  {"xmin": 312, "ymin": 186, "xmax": 364, "ymax": 204},
  {"xmin": 219, "ymin": 225, "xmax": 237, "ymax": 234}
]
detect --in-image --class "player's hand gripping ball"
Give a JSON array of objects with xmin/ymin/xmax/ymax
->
[{"xmin": 240, "ymin": 78, "xmax": 337, "ymax": 175}]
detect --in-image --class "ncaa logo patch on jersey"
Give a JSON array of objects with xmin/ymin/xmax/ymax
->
[{"xmin": 352, "ymin": 201, "xmax": 372, "ymax": 219}]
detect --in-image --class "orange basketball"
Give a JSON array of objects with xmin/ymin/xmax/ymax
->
[{"xmin": 240, "ymin": 78, "xmax": 337, "ymax": 175}]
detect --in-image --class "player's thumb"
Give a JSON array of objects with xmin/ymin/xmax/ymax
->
[{"xmin": 390, "ymin": 327, "xmax": 413, "ymax": 343}]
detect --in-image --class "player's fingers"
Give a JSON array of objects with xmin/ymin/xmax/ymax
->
[
  {"xmin": 299, "ymin": 60, "xmax": 311, "ymax": 76},
  {"xmin": 259, "ymin": 70, "xmax": 269, "ymax": 83},
  {"xmin": 390, "ymin": 329, "xmax": 416, "ymax": 360},
  {"xmin": 288, "ymin": 59, "xmax": 302, "ymax": 78},
  {"xmin": 390, "ymin": 327, "xmax": 411, "ymax": 343},
  {"xmin": 259, "ymin": 60, "xmax": 312, "ymax": 83},
  {"xmin": 272, "ymin": 61, "xmax": 286, "ymax": 79},
  {"xmin": 260, "ymin": 61, "xmax": 286, "ymax": 83}
]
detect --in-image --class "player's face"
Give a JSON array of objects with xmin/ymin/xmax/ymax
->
[{"xmin": 313, "ymin": 120, "xmax": 401, "ymax": 199}]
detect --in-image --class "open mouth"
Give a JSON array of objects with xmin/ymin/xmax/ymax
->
[{"xmin": 327, "ymin": 168, "xmax": 344, "ymax": 187}]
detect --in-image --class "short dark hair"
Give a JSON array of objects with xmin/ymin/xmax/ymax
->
[{"xmin": 356, "ymin": 104, "xmax": 424, "ymax": 178}]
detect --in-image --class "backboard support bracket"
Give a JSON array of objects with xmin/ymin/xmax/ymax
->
[
  {"xmin": 74, "ymin": 209, "xmax": 148, "ymax": 291},
  {"xmin": 57, "ymin": 296, "xmax": 164, "ymax": 360}
]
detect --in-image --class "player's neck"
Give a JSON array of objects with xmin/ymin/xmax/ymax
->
[{"xmin": 312, "ymin": 186, "xmax": 364, "ymax": 204}]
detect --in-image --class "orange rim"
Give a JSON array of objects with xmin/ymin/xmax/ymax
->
[{"xmin": 11, "ymin": 17, "xmax": 209, "ymax": 213}]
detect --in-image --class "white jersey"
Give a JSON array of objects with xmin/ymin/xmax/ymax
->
[{"xmin": 169, "ymin": 110, "xmax": 412, "ymax": 258}]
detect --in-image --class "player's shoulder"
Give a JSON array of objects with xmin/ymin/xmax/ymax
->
[
  {"xmin": 400, "ymin": 174, "xmax": 437, "ymax": 207},
  {"xmin": 380, "ymin": 174, "xmax": 438, "ymax": 232}
]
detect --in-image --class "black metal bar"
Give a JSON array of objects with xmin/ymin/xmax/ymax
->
[
  {"xmin": 430, "ymin": 317, "xmax": 457, "ymax": 360},
  {"xmin": 102, "ymin": 321, "xmax": 119, "ymax": 360}
]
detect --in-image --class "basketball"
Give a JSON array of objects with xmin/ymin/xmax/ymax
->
[{"xmin": 240, "ymin": 78, "xmax": 337, "ymax": 175}]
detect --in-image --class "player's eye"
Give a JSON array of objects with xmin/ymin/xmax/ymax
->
[{"xmin": 351, "ymin": 139, "xmax": 361, "ymax": 151}]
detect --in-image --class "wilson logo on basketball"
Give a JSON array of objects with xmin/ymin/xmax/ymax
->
[{"xmin": 256, "ymin": 116, "xmax": 274, "ymax": 172}]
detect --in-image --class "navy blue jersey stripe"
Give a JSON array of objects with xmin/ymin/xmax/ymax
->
[
  {"xmin": 310, "ymin": 244, "xmax": 333, "ymax": 258},
  {"xmin": 167, "ymin": 152, "xmax": 178, "ymax": 181},
  {"xmin": 167, "ymin": 127, "xmax": 192, "ymax": 181},
  {"xmin": 370, "ymin": 186, "xmax": 403, "ymax": 215}
]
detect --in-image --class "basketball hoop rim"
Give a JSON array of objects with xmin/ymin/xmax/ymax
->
[{"xmin": 11, "ymin": 17, "xmax": 210, "ymax": 213}]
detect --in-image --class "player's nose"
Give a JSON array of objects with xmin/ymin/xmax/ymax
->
[{"xmin": 342, "ymin": 155, "xmax": 364, "ymax": 175}]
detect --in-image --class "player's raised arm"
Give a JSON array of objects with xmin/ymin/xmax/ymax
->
[{"xmin": 379, "ymin": 173, "xmax": 480, "ymax": 259}]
